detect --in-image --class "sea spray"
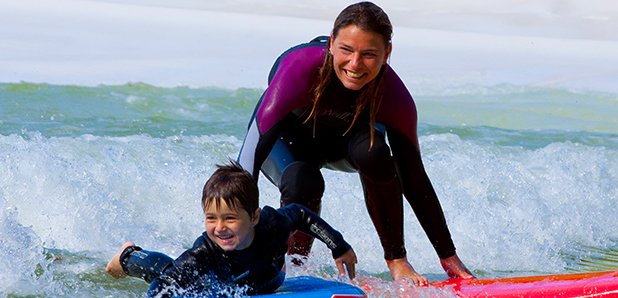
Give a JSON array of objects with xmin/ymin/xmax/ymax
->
[{"xmin": 0, "ymin": 196, "xmax": 56, "ymax": 296}]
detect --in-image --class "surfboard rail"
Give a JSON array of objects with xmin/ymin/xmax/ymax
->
[
  {"xmin": 430, "ymin": 270, "xmax": 618, "ymax": 297},
  {"xmin": 251, "ymin": 276, "xmax": 366, "ymax": 298}
]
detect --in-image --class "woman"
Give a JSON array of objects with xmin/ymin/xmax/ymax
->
[{"xmin": 238, "ymin": 1, "xmax": 474, "ymax": 285}]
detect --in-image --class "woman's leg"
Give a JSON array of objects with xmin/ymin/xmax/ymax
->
[
  {"xmin": 347, "ymin": 129, "xmax": 431, "ymax": 282},
  {"xmin": 347, "ymin": 129, "xmax": 406, "ymax": 260},
  {"xmin": 279, "ymin": 161, "xmax": 325, "ymax": 257}
]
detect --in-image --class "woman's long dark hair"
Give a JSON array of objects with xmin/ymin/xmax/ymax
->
[{"xmin": 305, "ymin": 1, "xmax": 392, "ymax": 149}]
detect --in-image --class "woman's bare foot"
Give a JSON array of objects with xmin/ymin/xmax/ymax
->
[
  {"xmin": 440, "ymin": 254, "xmax": 475, "ymax": 279},
  {"xmin": 385, "ymin": 257, "xmax": 428, "ymax": 286},
  {"xmin": 105, "ymin": 242, "xmax": 135, "ymax": 279}
]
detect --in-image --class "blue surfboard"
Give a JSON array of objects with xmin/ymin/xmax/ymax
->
[{"xmin": 251, "ymin": 276, "xmax": 365, "ymax": 298}]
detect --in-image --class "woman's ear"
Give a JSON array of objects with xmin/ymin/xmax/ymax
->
[
  {"xmin": 384, "ymin": 42, "xmax": 392, "ymax": 64},
  {"xmin": 329, "ymin": 33, "xmax": 335, "ymax": 55}
]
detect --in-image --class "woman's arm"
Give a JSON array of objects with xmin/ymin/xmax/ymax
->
[
  {"xmin": 377, "ymin": 66, "xmax": 456, "ymax": 258},
  {"xmin": 237, "ymin": 45, "xmax": 326, "ymax": 180}
]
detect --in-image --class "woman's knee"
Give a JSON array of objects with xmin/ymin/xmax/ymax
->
[
  {"xmin": 348, "ymin": 131, "xmax": 395, "ymax": 179},
  {"xmin": 279, "ymin": 161, "xmax": 324, "ymax": 206}
]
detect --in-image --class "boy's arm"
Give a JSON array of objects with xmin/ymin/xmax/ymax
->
[
  {"xmin": 277, "ymin": 204, "xmax": 351, "ymax": 259},
  {"xmin": 278, "ymin": 204, "xmax": 357, "ymax": 278},
  {"xmin": 153, "ymin": 235, "xmax": 218, "ymax": 291}
]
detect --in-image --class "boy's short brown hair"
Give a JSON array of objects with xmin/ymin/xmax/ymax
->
[{"xmin": 201, "ymin": 160, "xmax": 259, "ymax": 216}]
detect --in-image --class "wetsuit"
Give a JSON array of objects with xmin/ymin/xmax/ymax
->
[
  {"xmin": 237, "ymin": 37, "xmax": 456, "ymax": 260},
  {"xmin": 119, "ymin": 204, "xmax": 351, "ymax": 297}
]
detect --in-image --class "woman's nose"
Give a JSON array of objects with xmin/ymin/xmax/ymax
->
[{"xmin": 349, "ymin": 52, "xmax": 362, "ymax": 68}]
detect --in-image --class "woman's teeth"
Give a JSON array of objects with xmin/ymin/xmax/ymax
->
[{"xmin": 346, "ymin": 70, "xmax": 363, "ymax": 78}]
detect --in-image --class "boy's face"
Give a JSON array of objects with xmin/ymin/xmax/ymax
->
[{"xmin": 204, "ymin": 198, "xmax": 260, "ymax": 251}]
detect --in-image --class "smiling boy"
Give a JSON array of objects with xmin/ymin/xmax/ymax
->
[{"xmin": 106, "ymin": 161, "xmax": 357, "ymax": 297}]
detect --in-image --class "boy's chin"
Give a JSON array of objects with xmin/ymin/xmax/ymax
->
[
  {"xmin": 213, "ymin": 238, "xmax": 238, "ymax": 251},
  {"xmin": 217, "ymin": 242, "xmax": 238, "ymax": 251}
]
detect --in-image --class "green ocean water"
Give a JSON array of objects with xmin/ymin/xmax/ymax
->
[
  {"xmin": 2, "ymin": 82, "xmax": 616, "ymax": 148},
  {"xmin": 1, "ymin": 82, "xmax": 262, "ymax": 138}
]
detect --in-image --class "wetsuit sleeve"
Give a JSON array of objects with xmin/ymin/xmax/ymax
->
[
  {"xmin": 238, "ymin": 114, "xmax": 290, "ymax": 180},
  {"xmin": 276, "ymin": 204, "xmax": 351, "ymax": 259},
  {"xmin": 151, "ymin": 235, "xmax": 219, "ymax": 293},
  {"xmin": 237, "ymin": 45, "xmax": 325, "ymax": 180},
  {"xmin": 120, "ymin": 246, "xmax": 174, "ymax": 283},
  {"xmin": 387, "ymin": 129, "xmax": 456, "ymax": 259},
  {"xmin": 378, "ymin": 67, "xmax": 456, "ymax": 259}
]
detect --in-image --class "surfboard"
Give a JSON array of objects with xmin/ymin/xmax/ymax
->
[
  {"xmin": 252, "ymin": 270, "xmax": 618, "ymax": 297},
  {"xmin": 429, "ymin": 270, "xmax": 618, "ymax": 297},
  {"xmin": 251, "ymin": 276, "xmax": 365, "ymax": 298},
  {"xmin": 176, "ymin": 270, "xmax": 618, "ymax": 297}
]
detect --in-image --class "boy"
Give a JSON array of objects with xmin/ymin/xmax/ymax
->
[{"xmin": 106, "ymin": 161, "xmax": 357, "ymax": 297}]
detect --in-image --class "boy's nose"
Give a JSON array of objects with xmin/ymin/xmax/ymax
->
[{"xmin": 215, "ymin": 220, "xmax": 227, "ymax": 232}]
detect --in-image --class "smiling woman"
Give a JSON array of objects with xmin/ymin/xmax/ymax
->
[
  {"xmin": 328, "ymin": 21, "xmax": 391, "ymax": 91},
  {"xmin": 237, "ymin": 1, "xmax": 474, "ymax": 286}
]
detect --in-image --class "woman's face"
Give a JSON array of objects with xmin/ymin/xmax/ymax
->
[{"xmin": 330, "ymin": 25, "xmax": 391, "ymax": 91}]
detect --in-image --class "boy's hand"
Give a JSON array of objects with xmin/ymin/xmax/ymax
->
[
  {"xmin": 106, "ymin": 242, "xmax": 134, "ymax": 279},
  {"xmin": 335, "ymin": 248, "xmax": 357, "ymax": 279}
]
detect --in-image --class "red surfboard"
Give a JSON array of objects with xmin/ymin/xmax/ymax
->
[{"xmin": 430, "ymin": 270, "xmax": 618, "ymax": 297}]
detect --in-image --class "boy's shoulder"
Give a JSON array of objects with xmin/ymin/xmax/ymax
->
[
  {"xmin": 257, "ymin": 205, "xmax": 287, "ymax": 229},
  {"xmin": 253, "ymin": 206, "xmax": 292, "ymax": 254},
  {"xmin": 260, "ymin": 205, "xmax": 278, "ymax": 215},
  {"xmin": 258, "ymin": 204, "xmax": 304, "ymax": 225},
  {"xmin": 256, "ymin": 206, "xmax": 299, "ymax": 237}
]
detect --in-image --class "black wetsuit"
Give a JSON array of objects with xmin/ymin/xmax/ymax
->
[
  {"xmin": 119, "ymin": 204, "xmax": 351, "ymax": 297},
  {"xmin": 237, "ymin": 37, "xmax": 456, "ymax": 260}
]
